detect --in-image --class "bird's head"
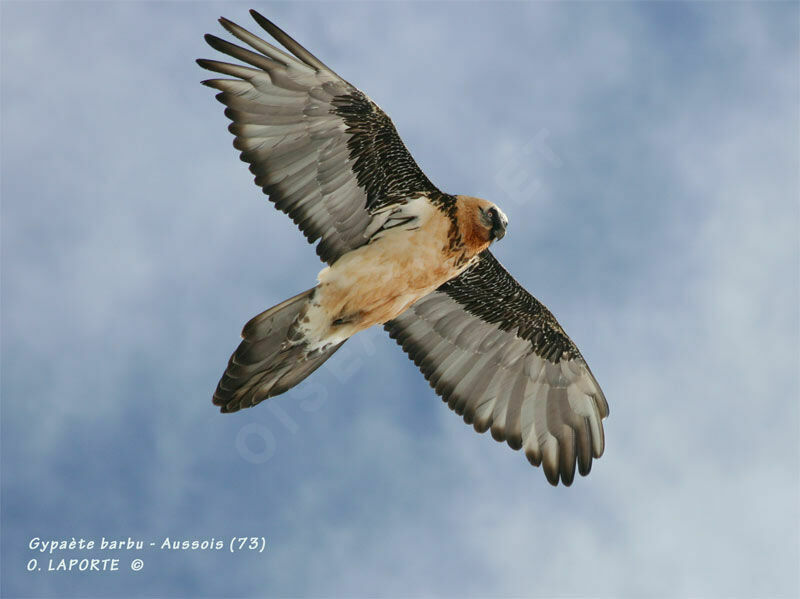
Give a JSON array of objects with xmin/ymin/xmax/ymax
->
[
  {"xmin": 479, "ymin": 202, "xmax": 508, "ymax": 242},
  {"xmin": 456, "ymin": 196, "xmax": 509, "ymax": 254}
]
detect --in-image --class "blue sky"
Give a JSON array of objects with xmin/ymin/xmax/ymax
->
[{"xmin": 2, "ymin": 2, "xmax": 798, "ymax": 597}]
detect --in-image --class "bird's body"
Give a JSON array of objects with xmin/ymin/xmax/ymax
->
[
  {"xmin": 304, "ymin": 194, "xmax": 498, "ymax": 349},
  {"xmin": 198, "ymin": 11, "xmax": 608, "ymax": 486}
]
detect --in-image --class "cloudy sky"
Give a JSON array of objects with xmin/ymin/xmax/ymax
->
[{"xmin": 2, "ymin": 2, "xmax": 798, "ymax": 597}]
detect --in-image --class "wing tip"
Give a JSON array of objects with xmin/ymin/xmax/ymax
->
[
  {"xmin": 506, "ymin": 436, "xmax": 523, "ymax": 451},
  {"xmin": 249, "ymin": 9, "xmax": 282, "ymax": 41},
  {"xmin": 203, "ymin": 33, "xmax": 230, "ymax": 55},
  {"xmin": 248, "ymin": 9, "xmax": 329, "ymax": 73},
  {"xmin": 249, "ymin": 9, "xmax": 280, "ymax": 36}
]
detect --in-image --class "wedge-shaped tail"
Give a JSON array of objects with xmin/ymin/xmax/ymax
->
[{"xmin": 214, "ymin": 288, "xmax": 344, "ymax": 413}]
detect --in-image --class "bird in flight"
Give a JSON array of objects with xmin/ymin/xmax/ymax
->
[{"xmin": 198, "ymin": 10, "xmax": 608, "ymax": 486}]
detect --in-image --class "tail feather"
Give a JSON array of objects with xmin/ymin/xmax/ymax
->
[{"xmin": 213, "ymin": 288, "xmax": 345, "ymax": 413}]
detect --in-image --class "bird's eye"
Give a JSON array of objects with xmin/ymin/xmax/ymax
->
[{"xmin": 481, "ymin": 206, "xmax": 498, "ymax": 229}]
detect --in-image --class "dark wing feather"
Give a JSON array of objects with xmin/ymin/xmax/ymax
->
[
  {"xmin": 385, "ymin": 251, "xmax": 609, "ymax": 486},
  {"xmin": 198, "ymin": 11, "xmax": 439, "ymax": 264}
]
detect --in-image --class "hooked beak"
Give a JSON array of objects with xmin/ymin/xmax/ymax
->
[{"xmin": 491, "ymin": 210, "xmax": 507, "ymax": 241}]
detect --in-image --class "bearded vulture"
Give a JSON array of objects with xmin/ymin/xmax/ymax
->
[{"xmin": 198, "ymin": 10, "xmax": 609, "ymax": 486}]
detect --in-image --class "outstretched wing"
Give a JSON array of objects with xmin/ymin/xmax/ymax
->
[
  {"xmin": 198, "ymin": 10, "xmax": 439, "ymax": 264},
  {"xmin": 384, "ymin": 251, "xmax": 609, "ymax": 486}
]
